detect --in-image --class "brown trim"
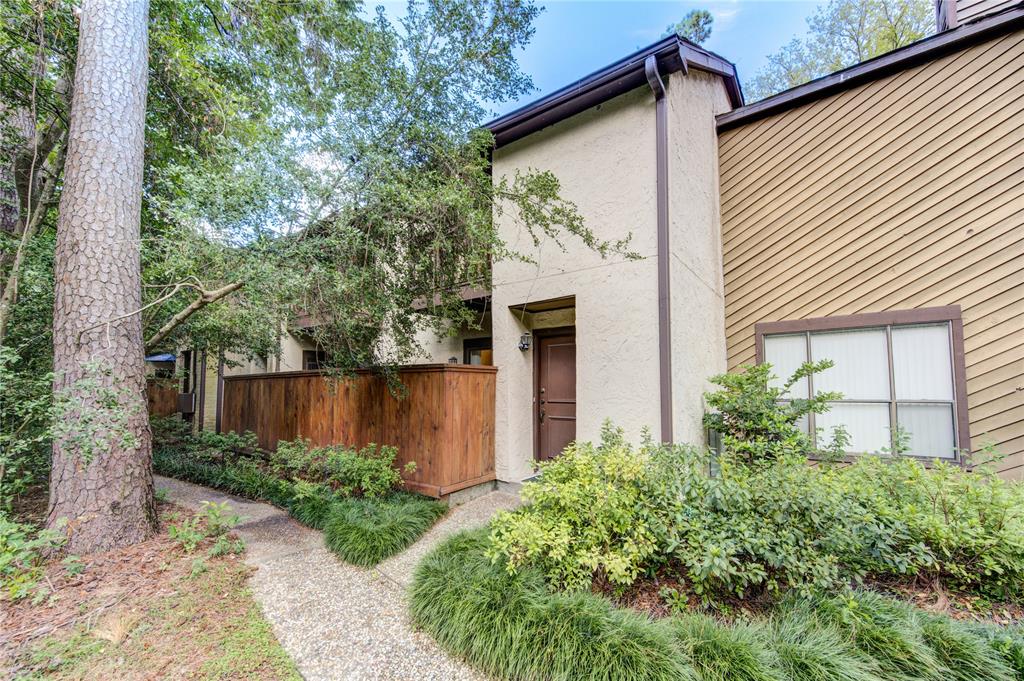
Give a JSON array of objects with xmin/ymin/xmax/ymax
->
[
  {"xmin": 532, "ymin": 326, "xmax": 576, "ymax": 462},
  {"xmin": 487, "ymin": 35, "xmax": 741, "ymax": 147},
  {"xmin": 949, "ymin": 314, "xmax": 972, "ymax": 457},
  {"xmin": 221, "ymin": 364, "xmax": 498, "ymax": 383},
  {"xmin": 197, "ymin": 352, "xmax": 207, "ymax": 431},
  {"xmin": 506, "ymin": 295, "xmax": 575, "ymax": 314},
  {"xmin": 753, "ymin": 306, "xmax": 971, "ymax": 461},
  {"xmin": 717, "ymin": 6, "xmax": 1024, "ymax": 131},
  {"xmin": 645, "ymin": 55, "xmax": 674, "ymax": 444},
  {"xmin": 215, "ymin": 355, "xmax": 224, "ymax": 434}
]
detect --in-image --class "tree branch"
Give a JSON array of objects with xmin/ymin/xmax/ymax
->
[{"xmin": 144, "ymin": 281, "xmax": 244, "ymax": 352}]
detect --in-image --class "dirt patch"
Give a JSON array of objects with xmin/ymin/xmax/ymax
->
[{"xmin": 1, "ymin": 503, "xmax": 299, "ymax": 680}]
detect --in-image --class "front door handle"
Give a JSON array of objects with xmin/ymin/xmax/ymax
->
[{"xmin": 539, "ymin": 409, "xmax": 546, "ymax": 422}]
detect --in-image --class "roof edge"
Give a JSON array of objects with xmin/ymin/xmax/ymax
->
[
  {"xmin": 716, "ymin": 5, "xmax": 1024, "ymax": 132},
  {"xmin": 486, "ymin": 36, "xmax": 742, "ymax": 148}
]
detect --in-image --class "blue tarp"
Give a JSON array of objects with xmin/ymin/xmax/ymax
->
[{"xmin": 145, "ymin": 353, "xmax": 176, "ymax": 362}]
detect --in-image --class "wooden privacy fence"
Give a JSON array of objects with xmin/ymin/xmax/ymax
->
[
  {"xmin": 220, "ymin": 364, "xmax": 497, "ymax": 498},
  {"xmin": 147, "ymin": 379, "xmax": 179, "ymax": 417}
]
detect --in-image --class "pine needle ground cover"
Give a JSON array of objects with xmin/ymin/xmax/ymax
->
[
  {"xmin": 410, "ymin": 529, "xmax": 1024, "ymax": 681},
  {"xmin": 152, "ymin": 421, "xmax": 446, "ymax": 567}
]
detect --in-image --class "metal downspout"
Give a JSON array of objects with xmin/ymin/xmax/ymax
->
[{"xmin": 645, "ymin": 55, "xmax": 673, "ymax": 444}]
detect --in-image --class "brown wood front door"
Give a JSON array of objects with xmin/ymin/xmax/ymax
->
[{"xmin": 535, "ymin": 331, "xmax": 576, "ymax": 461}]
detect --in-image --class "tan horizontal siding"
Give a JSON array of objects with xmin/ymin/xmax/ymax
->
[
  {"xmin": 958, "ymin": 0, "xmax": 1019, "ymax": 24},
  {"xmin": 719, "ymin": 30, "xmax": 1024, "ymax": 478}
]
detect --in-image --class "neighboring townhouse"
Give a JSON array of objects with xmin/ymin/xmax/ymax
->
[
  {"xmin": 187, "ymin": 0, "xmax": 1023, "ymax": 488},
  {"xmin": 716, "ymin": 5, "xmax": 1024, "ymax": 477}
]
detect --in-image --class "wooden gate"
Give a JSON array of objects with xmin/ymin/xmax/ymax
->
[{"xmin": 220, "ymin": 365, "xmax": 496, "ymax": 498}]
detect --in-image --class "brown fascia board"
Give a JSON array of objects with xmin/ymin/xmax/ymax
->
[
  {"xmin": 486, "ymin": 36, "xmax": 743, "ymax": 148},
  {"xmin": 717, "ymin": 4, "xmax": 1024, "ymax": 131}
]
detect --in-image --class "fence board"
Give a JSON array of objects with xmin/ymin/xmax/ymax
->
[
  {"xmin": 220, "ymin": 365, "xmax": 497, "ymax": 498},
  {"xmin": 147, "ymin": 379, "xmax": 178, "ymax": 417}
]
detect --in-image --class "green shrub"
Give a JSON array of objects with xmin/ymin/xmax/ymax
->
[
  {"xmin": 703, "ymin": 361, "xmax": 843, "ymax": 464},
  {"xmin": 411, "ymin": 528, "xmax": 696, "ymax": 681},
  {"xmin": 488, "ymin": 424, "xmax": 867, "ymax": 599},
  {"xmin": 0, "ymin": 514, "xmax": 63, "ymax": 601},
  {"xmin": 488, "ymin": 422, "xmax": 682, "ymax": 590},
  {"xmin": 841, "ymin": 455, "xmax": 1024, "ymax": 598},
  {"xmin": 155, "ymin": 439, "xmax": 446, "ymax": 567},
  {"xmin": 324, "ymin": 494, "xmax": 446, "ymax": 566},
  {"xmin": 271, "ymin": 438, "xmax": 409, "ymax": 498}
]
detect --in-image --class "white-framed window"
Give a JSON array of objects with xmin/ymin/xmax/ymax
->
[{"xmin": 756, "ymin": 307, "xmax": 969, "ymax": 460}]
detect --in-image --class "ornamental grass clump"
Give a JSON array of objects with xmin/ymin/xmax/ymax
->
[
  {"xmin": 411, "ymin": 528, "xmax": 697, "ymax": 681},
  {"xmin": 323, "ymin": 494, "xmax": 446, "ymax": 567},
  {"xmin": 668, "ymin": 614, "xmax": 780, "ymax": 681}
]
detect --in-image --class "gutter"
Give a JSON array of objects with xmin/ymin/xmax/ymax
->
[
  {"xmin": 644, "ymin": 55, "xmax": 674, "ymax": 444},
  {"xmin": 488, "ymin": 36, "xmax": 741, "ymax": 148}
]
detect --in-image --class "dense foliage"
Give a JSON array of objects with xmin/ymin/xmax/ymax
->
[
  {"xmin": 271, "ymin": 438, "xmax": 411, "ymax": 498},
  {"xmin": 488, "ymin": 364, "xmax": 1024, "ymax": 604},
  {"xmin": 152, "ymin": 419, "xmax": 446, "ymax": 565},
  {"xmin": 414, "ymin": 528, "xmax": 1024, "ymax": 681}
]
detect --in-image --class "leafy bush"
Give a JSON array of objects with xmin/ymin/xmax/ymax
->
[
  {"xmin": 840, "ymin": 455, "xmax": 1024, "ymax": 598},
  {"xmin": 271, "ymin": 438, "xmax": 410, "ymax": 498},
  {"xmin": 489, "ymin": 424, "xmax": 1024, "ymax": 603},
  {"xmin": 487, "ymin": 422, "xmax": 678, "ymax": 590},
  {"xmin": 703, "ymin": 360, "xmax": 843, "ymax": 463},
  {"xmin": 0, "ymin": 514, "xmax": 64, "ymax": 601},
  {"xmin": 153, "ymin": 430, "xmax": 446, "ymax": 566},
  {"xmin": 323, "ymin": 494, "xmax": 447, "ymax": 566}
]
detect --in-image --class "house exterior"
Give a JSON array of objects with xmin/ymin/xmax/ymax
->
[
  {"xmin": 418, "ymin": 0, "xmax": 1024, "ymax": 485},
  {"xmin": 194, "ymin": 0, "xmax": 1022, "ymax": 488}
]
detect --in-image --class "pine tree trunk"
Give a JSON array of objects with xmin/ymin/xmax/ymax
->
[{"xmin": 48, "ymin": 0, "xmax": 155, "ymax": 552}]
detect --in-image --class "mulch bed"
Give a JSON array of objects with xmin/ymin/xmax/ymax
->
[
  {"xmin": 1, "ymin": 502, "xmax": 202, "ymax": 652},
  {"xmin": 593, "ymin": 567, "xmax": 1024, "ymax": 625}
]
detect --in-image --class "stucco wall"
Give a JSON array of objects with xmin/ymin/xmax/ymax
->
[
  {"xmin": 718, "ymin": 30, "xmax": 1024, "ymax": 478},
  {"xmin": 490, "ymin": 73, "xmax": 731, "ymax": 483},
  {"xmin": 666, "ymin": 70, "xmax": 733, "ymax": 444},
  {"xmin": 411, "ymin": 313, "xmax": 492, "ymax": 364}
]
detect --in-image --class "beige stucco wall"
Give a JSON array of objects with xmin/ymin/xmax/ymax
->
[
  {"xmin": 412, "ymin": 313, "xmax": 492, "ymax": 364},
  {"xmin": 490, "ymin": 74, "xmax": 732, "ymax": 483},
  {"xmin": 667, "ymin": 70, "xmax": 733, "ymax": 443},
  {"xmin": 718, "ymin": 31, "xmax": 1024, "ymax": 478}
]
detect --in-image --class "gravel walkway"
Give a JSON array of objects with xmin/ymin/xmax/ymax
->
[{"xmin": 155, "ymin": 475, "xmax": 519, "ymax": 680}]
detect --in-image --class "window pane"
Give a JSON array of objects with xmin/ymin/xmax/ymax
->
[
  {"xmin": 898, "ymin": 403, "xmax": 956, "ymax": 458},
  {"xmin": 811, "ymin": 328, "xmax": 889, "ymax": 400},
  {"xmin": 892, "ymin": 323, "xmax": 953, "ymax": 401},
  {"xmin": 764, "ymin": 334, "xmax": 808, "ymax": 398},
  {"xmin": 817, "ymin": 402, "xmax": 891, "ymax": 453}
]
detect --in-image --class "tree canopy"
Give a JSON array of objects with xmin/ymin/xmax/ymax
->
[
  {"xmin": 746, "ymin": 0, "xmax": 933, "ymax": 101},
  {"xmin": 662, "ymin": 9, "xmax": 713, "ymax": 45}
]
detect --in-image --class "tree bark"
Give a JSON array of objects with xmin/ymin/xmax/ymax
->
[{"xmin": 48, "ymin": 0, "xmax": 155, "ymax": 551}]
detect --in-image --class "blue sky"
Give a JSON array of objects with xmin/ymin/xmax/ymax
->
[
  {"xmin": 505, "ymin": 1, "xmax": 818, "ymax": 113},
  {"xmin": 375, "ymin": 1, "xmax": 821, "ymax": 116}
]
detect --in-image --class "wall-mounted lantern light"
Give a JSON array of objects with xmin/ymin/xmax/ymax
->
[{"xmin": 518, "ymin": 331, "xmax": 532, "ymax": 351}]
